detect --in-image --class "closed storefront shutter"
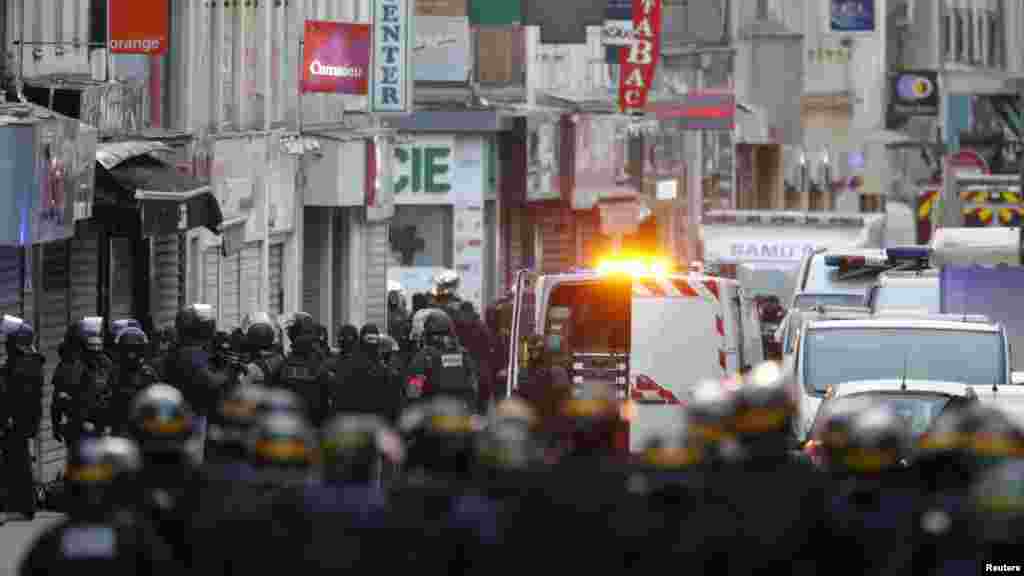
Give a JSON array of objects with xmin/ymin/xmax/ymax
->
[
  {"xmin": 221, "ymin": 250, "xmax": 242, "ymax": 330},
  {"xmin": 38, "ymin": 241, "xmax": 70, "ymax": 482},
  {"xmin": 241, "ymin": 245, "xmax": 260, "ymax": 323},
  {"xmin": 269, "ymin": 243, "xmax": 283, "ymax": 316},
  {"xmin": 108, "ymin": 237, "xmax": 135, "ymax": 321},
  {"xmin": 69, "ymin": 230, "xmax": 101, "ymax": 324},
  {"xmin": 535, "ymin": 207, "xmax": 571, "ymax": 274},
  {"xmin": 153, "ymin": 234, "xmax": 184, "ymax": 330},
  {"xmin": 365, "ymin": 221, "xmax": 389, "ymax": 329},
  {"xmin": 0, "ymin": 247, "xmax": 22, "ymax": 319},
  {"xmin": 203, "ymin": 248, "xmax": 220, "ymax": 316}
]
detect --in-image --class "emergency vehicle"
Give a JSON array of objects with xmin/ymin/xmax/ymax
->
[{"xmin": 504, "ymin": 257, "xmax": 763, "ymax": 452}]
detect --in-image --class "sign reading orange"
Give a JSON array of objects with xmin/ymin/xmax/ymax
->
[{"xmin": 109, "ymin": 0, "xmax": 169, "ymax": 55}]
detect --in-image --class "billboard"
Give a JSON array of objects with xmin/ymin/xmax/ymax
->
[
  {"xmin": 301, "ymin": 21, "xmax": 371, "ymax": 94},
  {"xmin": 109, "ymin": 0, "xmax": 169, "ymax": 54}
]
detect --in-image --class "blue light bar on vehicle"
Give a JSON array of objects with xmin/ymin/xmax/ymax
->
[
  {"xmin": 886, "ymin": 246, "xmax": 931, "ymax": 263},
  {"xmin": 824, "ymin": 253, "xmax": 888, "ymax": 269}
]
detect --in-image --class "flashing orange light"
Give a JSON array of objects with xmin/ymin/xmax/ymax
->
[{"xmin": 595, "ymin": 255, "xmax": 673, "ymax": 277}]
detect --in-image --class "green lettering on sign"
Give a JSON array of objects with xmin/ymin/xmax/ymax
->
[{"xmin": 393, "ymin": 144, "xmax": 452, "ymax": 194}]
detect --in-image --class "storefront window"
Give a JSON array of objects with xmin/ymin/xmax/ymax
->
[{"xmin": 389, "ymin": 206, "xmax": 453, "ymax": 267}]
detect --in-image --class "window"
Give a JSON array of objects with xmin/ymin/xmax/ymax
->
[
  {"xmin": 757, "ymin": 0, "xmax": 769, "ymax": 19},
  {"xmin": 965, "ymin": 9, "xmax": 974, "ymax": 63},
  {"xmin": 988, "ymin": 10, "xmax": 1003, "ymax": 69},
  {"xmin": 954, "ymin": 9, "xmax": 964, "ymax": 62},
  {"xmin": 942, "ymin": 13, "xmax": 952, "ymax": 59}
]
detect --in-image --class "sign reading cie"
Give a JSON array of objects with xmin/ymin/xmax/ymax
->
[{"xmin": 393, "ymin": 142, "xmax": 452, "ymax": 194}]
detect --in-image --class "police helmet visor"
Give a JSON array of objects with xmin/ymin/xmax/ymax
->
[
  {"xmin": 0, "ymin": 315, "xmax": 25, "ymax": 337},
  {"xmin": 80, "ymin": 317, "xmax": 104, "ymax": 336},
  {"xmin": 191, "ymin": 304, "xmax": 215, "ymax": 323},
  {"xmin": 110, "ymin": 319, "xmax": 142, "ymax": 341}
]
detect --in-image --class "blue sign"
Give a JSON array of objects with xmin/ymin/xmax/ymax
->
[{"xmin": 830, "ymin": 0, "xmax": 875, "ymax": 32}]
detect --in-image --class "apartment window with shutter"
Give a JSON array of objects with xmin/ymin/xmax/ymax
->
[
  {"xmin": 965, "ymin": 10, "xmax": 974, "ymax": 63},
  {"xmin": 975, "ymin": 9, "xmax": 985, "ymax": 65},
  {"xmin": 988, "ymin": 9, "xmax": 1003, "ymax": 69},
  {"xmin": 955, "ymin": 9, "xmax": 965, "ymax": 62},
  {"xmin": 943, "ymin": 13, "xmax": 952, "ymax": 60}
]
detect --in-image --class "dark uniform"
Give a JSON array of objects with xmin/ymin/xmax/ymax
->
[
  {"xmin": 110, "ymin": 327, "xmax": 158, "ymax": 436},
  {"xmin": 17, "ymin": 436, "xmax": 178, "ymax": 576},
  {"xmin": 279, "ymin": 333, "xmax": 331, "ymax": 426},
  {"xmin": 333, "ymin": 324, "xmax": 404, "ymax": 424},
  {"xmin": 1, "ymin": 316, "xmax": 44, "ymax": 521},
  {"xmin": 243, "ymin": 313, "xmax": 285, "ymax": 389},
  {"xmin": 165, "ymin": 305, "xmax": 226, "ymax": 439},
  {"xmin": 53, "ymin": 318, "xmax": 116, "ymax": 441},
  {"xmin": 404, "ymin": 312, "xmax": 479, "ymax": 411}
]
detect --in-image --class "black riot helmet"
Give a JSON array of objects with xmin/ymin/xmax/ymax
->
[
  {"xmin": 423, "ymin": 309, "xmax": 455, "ymax": 348},
  {"xmin": 115, "ymin": 327, "xmax": 149, "ymax": 367},
  {"xmin": 399, "ymin": 397, "xmax": 479, "ymax": 480},
  {"xmin": 212, "ymin": 330, "xmax": 231, "ymax": 353},
  {"xmin": 77, "ymin": 316, "xmax": 106, "ymax": 355},
  {"xmin": 287, "ymin": 312, "xmax": 316, "ymax": 343},
  {"xmin": 336, "ymin": 324, "xmax": 359, "ymax": 355},
  {"xmin": 810, "ymin": 394, "xmax": 877, "ymax": 475},
  {"xmin": 129, "ymin": 384, "xmax": 195, "ymax": 457},
  {"xmin": 970, "ymin": 460, "xmax": 1024, "ymax": 549},
  {"xmin": 359, "ymin": 324, "xmax": 382, "ymax": 358},
  {"xmin": 560, "ymin": 389, "xmax": 621, "ymax": 460},
  {"xmin": 730, "ymin": 361, "xmax": 797, "ymax": 461},
  {"xmin": 176, "ymin": 304, "xmax": 216, "ymax": 344},
  {"xmin": 685, "ymin": 378, "xmax": 738, "ymax": 465},
  {"xmin": 246, "ymin": 411, "xmax": 315, "ymax": 472},
  {"xmin": 109, "ymin": 319, "xmax": 143, "ymax": 347},
  {"xmin": 65, "ymin": 436, "xmax": 142, "ymax": 519},
  {"xmin": 229, "ymin": 328, "xmax": 247, "ymax": 355},
  {"xmin": 476, "ymin": 412, "xmax": 542, "ymax": 473},
  {"xmin": 321, "ymin": 414, "xmax": 405, "ymax": 485},
  {"xmin": 155, "ymin": 326, "xmax": 177, "ymax": 353},
  {"xmin": 1, "ymin": 314, "xmax": 36, "ymax": 355},
  {"xmin": 917, "ymin": 403, "xmax": 1022, "ymax": 491},
  {"xmin": 842, "ymin": 403, "xmax": 911, "ymax": 476},
  {"xmin": 210, "ymin": 384, "xmax": 267, "ymax": 456},
  {"xmin": 243, "ymin": 312, "xmax": 277, "ymax": 353}
]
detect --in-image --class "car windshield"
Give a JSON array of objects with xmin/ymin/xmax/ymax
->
[
  {"xmin": 803, "ymin": 328, "xmax": 1006, "ymax": 394},
  {"xmin": 870, "ymin": 282, "xmax": 940, "ymax": 312},
  {"xmin": 813, "ymin": 392, "xmax": 956, "ymax": 439},
  {"xmin": 794, "ymin": 293, "xmax": 866, "ymax": 310}
]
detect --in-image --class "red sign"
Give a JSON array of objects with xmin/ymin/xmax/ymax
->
[
  {"xmin": 618, "ymin": 0, "xmax": 662, "ymax": 113},
  {"xmin": 109, "ymin": 0, "xmax": 169, "ymax": 55},
  {"xmin": 302, "ymin": 21, "xmax": 371, "ymax": 94}
]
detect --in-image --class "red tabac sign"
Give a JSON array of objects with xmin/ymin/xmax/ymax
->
[
  {"xmin": 619, "ymin": 0, "xmax": 662, "ymax": 112},
  {"xmin": 301, "ymin": 21, "xmax": 372, "ymax": 94},
  {"xmin": 109, "ymin": 0, "xmax": 169, "ymax": 54}
]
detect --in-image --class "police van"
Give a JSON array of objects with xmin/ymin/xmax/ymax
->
[{"xmin": 505, "ymin": 258, "xmax": 763, "ymax": 452}]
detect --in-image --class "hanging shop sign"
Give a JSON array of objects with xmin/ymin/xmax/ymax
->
[
  {"xmin": 109, "ymin": 0, "xmax": 169, "ymax": 54},
  {"xmin": 301, "ymin": 21, "xmax": 371, "ymax": 95},
  {"xmin": 888, "ymin": 70, "xmax": 939, "ymax": 119},
  {"xmin": 603, "ymin": 0, "xmax": 633, "ymax": 64},
  {"xmin": 370, "ymin": 0, "xmax": 414, "ymax": 114},
  {"xmin": 829, "ymin": 0, "xmax": 876, "ymax": 33},
  {"xmin": 619, "ymin": 0, "xmax": 662, "ymax": 113}
]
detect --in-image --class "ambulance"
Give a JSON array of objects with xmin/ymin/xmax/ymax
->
[{"xmin": 504, "ymin": 257, "xmax": 764, "ymax": 452}]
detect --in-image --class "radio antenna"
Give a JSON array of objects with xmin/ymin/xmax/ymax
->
[{"xmin": 901, "ymin": 352, "xmax": 909, "ymax": 391}]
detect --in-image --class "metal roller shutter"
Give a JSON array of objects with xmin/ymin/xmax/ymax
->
[
  {"xmin": 38, "ymin": 241, "xmax": 70, "ymax": 482},
  {"xmin": 203, "ymin": 248, "xmax": 220, "ymax": 318},
  {"xmin": 269, "ymin": 243, "xmax": 283, "ymax": 316},
  {"xmin": 241, "ymin": 244, "xmax": 260, "ymax": 322},
  {"xmin": 69, "ymin": 231, "xmax": 101, "ymax": 324},
  {"xmin": 536, "ymin": 208, "xmax": 571, "ymax": 274},
  {"xmin": 108, "ymin": 237, "xmax": 134, "ymax": 321},
  {"xmin": 221, "ymin": 250, "xmax": 242, "ymax": 330},
  {"xmin": 0, "ymin": 247, "xmax": 22, "ymax": 319},
  {"xmin": 153, "ymin": 234, "xmax": 183, "ymax": 331},
  {"xmin": 365, "ymin": 221, "xmax": 389, "ymax": 330}
]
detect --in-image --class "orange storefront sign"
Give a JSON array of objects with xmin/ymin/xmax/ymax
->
[{"xmin": 109, "ymin": 0, "xmax": 169, "ymax": 55}]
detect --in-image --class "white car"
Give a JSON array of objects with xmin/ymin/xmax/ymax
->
[{"xmin": 792, "ymin": 314, "xmax": 1011, "ymax": 440}]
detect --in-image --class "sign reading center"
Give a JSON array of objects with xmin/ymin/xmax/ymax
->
[
  {"xmin": 619, "ymin": 0, "xmax": 662, "ymax": 112},
  {"xmin": 371, "ymin": 0, "xmax": 413, "ymax": 114}
]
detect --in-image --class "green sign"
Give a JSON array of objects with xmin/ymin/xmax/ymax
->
[
  {"xmin": 470, "ymin": 0, "xmax": 521, "ymax": 25},
  {"xmin": 394, "ymin": 140, "xmax": 452, "ymax": 194}
]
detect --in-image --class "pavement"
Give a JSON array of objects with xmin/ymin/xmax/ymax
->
[{"xmin": 0, "ymin": 512, "xmax": 64, "ymax": 576}]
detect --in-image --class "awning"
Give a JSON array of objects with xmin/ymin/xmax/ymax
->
[{"xmin": 94, "ymin": 142, "xmax": 223, "ymax": 237}]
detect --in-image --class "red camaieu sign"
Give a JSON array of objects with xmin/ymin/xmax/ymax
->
[
  {"xmin": 619, "ymin": 0, "xmax": 662, "ymax": 112},
  {"xmin": 301, "ymin": 21, "xmax": 372, "ymax": 94},
  {"xmin": 109, "ymin": 0, "xmax": 169, "ymax": 55}
]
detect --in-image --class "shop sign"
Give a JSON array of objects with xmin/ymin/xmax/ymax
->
[
  {"xmin": 371, "ymin": 0, "xmax": 413, "ymax": 114},
  {"xmin": 888, "ymin": 70, "xmax": 939, "ymax": 118},
  {"xmin": 603, "ymin": 0, "xmax": 633, "ymax": 54},
  {"xmin": 301, "ymin": 21, "xmax": 371, "ymax": 95},
  {"xmin": 619, "ymin": 0, "xmax": 662, "ymax": 112},
  {"xmin": 829, "ymin": 0, "xmax": 875, "ymax": 33},
  {"xmin": 393, "ymin": 136, "xmax": 454, "ymax": 198},
  {"xmin": 109, "ymin": 0, "xmax": 169, "ymax": 54}
]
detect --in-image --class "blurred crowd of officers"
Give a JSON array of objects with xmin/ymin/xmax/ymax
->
[
  {"xmin": 0, "ymin": 270, "xmax": 510, "ymax": 523},
  {"xmin": 7, "ymin": 353, "xmax": 1024, "ymax": 575}
]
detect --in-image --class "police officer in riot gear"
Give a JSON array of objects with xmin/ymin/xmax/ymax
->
[
  {"xmin": 333, "ymin": 324, "xmax": 404, "ymax": 425},
  {"xmin": 243, "ymin": 312, "xmax": 285, "ymax": 388},
  {"xmin": 110, "ymin": 326, "xmax": 159, "ymax": 436},
  {"xmin": 404, "ymin": 311, "xmax": 479, "ymax": 411},
  {"xmin": 17, "ymin": 436, "xmax": 178, "ymax": 575},
  {"xmin": 830, "ymin": 403, "xmax": 918, "ymax": 575},
  {"xmin": 52, "ymin": 317, "xmax": 116, "ymax": 442},
  {"xmin": 166, "ymin": 304, "xmax": 225, "ymax": 460},
  {"xmin": 685, "ymin": 378, "xmax": 740, "ymax": 470},
  {"xmin": 279, "ymin": 326, "xmax": 330, "ymax": 426},
  {"xmin": 807, "ymin": 394, "xmax": 877, "ymax": 477},
  {"xmin": 432, "ymin": 269, "xmax": 462, "ymax": 314},
  {"xmin": 204, "ymin": 384, "xmax": 266, "ymax": 470},
  {"xmin": 128, "ymin": 384, "xmax": 205, "ymax": 567},
  {"xmin": 1, "ymin": 315, "xmax": 43, "ymax": 522},
  {"xmin": 152, "ymin": 326, "xmax": 177, "ymax": 381}
]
